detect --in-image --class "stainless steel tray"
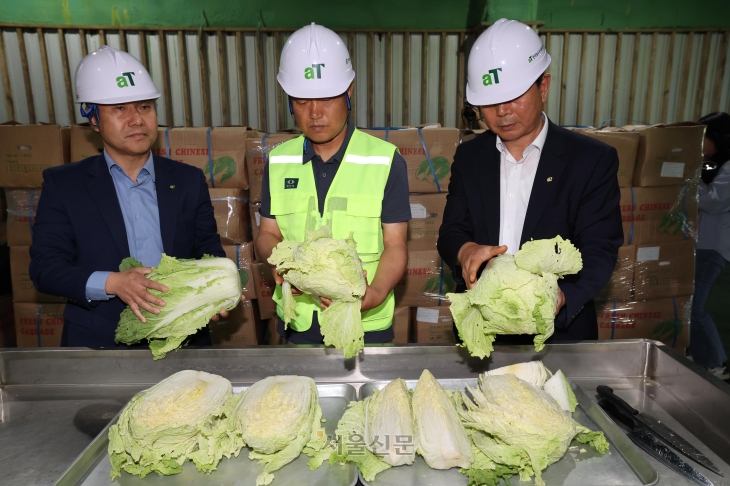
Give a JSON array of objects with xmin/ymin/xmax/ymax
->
[
  {"xmin": 357, "ymin": 378, "xmax": 658, "ymax": 486},
  {"xmin": 54, "ymin": 384, "xmax": 358, "ymax": 486}
]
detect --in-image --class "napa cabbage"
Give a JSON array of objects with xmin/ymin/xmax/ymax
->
[
  {"xmin": 233, "ymin": 375, "xmax": 329, "ymax": 485},
  {"xmin": 268, "ymin": 226, "xmax": 367, "ymax": 358},
  {"xmin": 412, "ymin": 370, "xmax": 473, "ymax": 469},
  {"xmin": 543, "ymin": 369, "xmax": 579, "ymax": 413},
  {"xmin": 365, "ymin": 378, "xmax": 416, "ymax": 467},
  {"xmin": 447, "ymin": 236, "xmax": 582, "ymax": 359},
  {"xmin": 481, "ymin": 360, "xmax": 553, "ymax": 387},
  {"xmin": 456, "ymin": 374, "xmax": 608, "ymax": 486},
  {"xmin": 331, "ymin": 378, "xmax": 416, "ymax": 481},
  {"xmin": 115, "ymin": 254, "xmax": 242, "ymax": 360},
  {"xmin": 107, "ymin": 370, "xmax": 243, "ymax": 479}
]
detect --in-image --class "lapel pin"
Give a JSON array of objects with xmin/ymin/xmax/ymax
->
[
  {"xmin": 170, "ymin": 185, "xmax": 175, "ymax": 189},
  {"xmin": 547, "ymin": 177, "xmax": 553, "ymax": 182}
]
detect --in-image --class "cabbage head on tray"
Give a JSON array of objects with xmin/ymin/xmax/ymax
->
[
  {"xmin": 447, "ymin": 236, "xmax": 583, "ymax": 359},
  {"xmin": 268, "ymin": 226, "xmax": 367, "ymax": 358}
]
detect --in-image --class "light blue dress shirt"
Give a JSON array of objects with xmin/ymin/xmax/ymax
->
[{"xmin": 85, "ymin": 151, "xmax": 165, "ymax": 301}]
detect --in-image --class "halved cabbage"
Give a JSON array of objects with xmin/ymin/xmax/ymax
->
[{"xmin": 108, "ymin": 370, "xmax": 243, "ymax": 479}]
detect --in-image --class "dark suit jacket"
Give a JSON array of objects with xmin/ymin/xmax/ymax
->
[
  {"xmin": 437, "ymin": 122, "xmax": 623, "ymax": 341},
  {"xmin": 29, "ymin": 155, "xmax": 225, "ymax": 348}
]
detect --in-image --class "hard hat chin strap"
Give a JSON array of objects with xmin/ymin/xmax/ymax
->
[{"xmin": 80, "ymin": 103, "xmax": 100, "ymax": 128}]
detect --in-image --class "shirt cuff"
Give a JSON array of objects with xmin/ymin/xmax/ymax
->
[{"xmin": 86, "ymin": 271, "xmax": 115, "ymax": 301}]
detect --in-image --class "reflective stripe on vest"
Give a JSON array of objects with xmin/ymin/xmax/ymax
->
[{"xmin": 268, "ymin": 129, "xmax": 397, "ymax": 332}]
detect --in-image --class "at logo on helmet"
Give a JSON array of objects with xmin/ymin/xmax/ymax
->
[
  {"xmin": 115, "ymin": 72, "xmax": 136, "ymax": 88},
  {"xmin": 304, "ymin": 63, "xmax": 325, "ymax": 79},
  {"xmin": 482, "ymin": 68, "xmax": 502, "ymax": 86}
]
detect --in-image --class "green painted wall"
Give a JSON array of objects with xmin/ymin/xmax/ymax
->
[
  {"xmin": 537, "ymin": 0, "xmax": 730, "ymax": 29},
  {"xmin": 0, "ymin": 0, "xmax": 486, "ymax": 29},
  {"xmin": 0, "ymin": 0, "xmax": 728, "ymax": 29}
]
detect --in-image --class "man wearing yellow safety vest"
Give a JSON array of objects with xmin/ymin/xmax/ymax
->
[{"xmin": 255, "ymin": 23, "xmax": 411, "ymax": 345}]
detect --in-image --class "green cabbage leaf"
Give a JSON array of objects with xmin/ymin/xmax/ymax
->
[
  {"xmin": 268, "ymin": 226, "xmax": 367, "ymax": 358},
  {"xmin": 115, "ymin": 254, "xmax": 242, "ymax": 359},
  {"xmin": 447, "ymin": 236, "xmax": 583, "ymax": 358}
]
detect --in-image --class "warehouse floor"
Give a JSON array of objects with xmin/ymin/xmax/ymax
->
[{"xmin": 705, "ymin": 265, "xmax": 730, "ymax": 380}]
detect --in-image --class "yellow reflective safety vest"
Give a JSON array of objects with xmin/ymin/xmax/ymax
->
[{"xmin": 268, "ymin": 128, "xmax": 397, "ymax": 332}]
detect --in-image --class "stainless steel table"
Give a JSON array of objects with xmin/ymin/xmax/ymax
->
[{"xmin": 1, "ymin": 340, "xmax": 728, "ymax": 485}]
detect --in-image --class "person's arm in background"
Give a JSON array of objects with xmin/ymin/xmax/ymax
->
[
  {"xmin": 555, "ymin": 146, "xmax": 623, "ymax": 327},
  {"xmin": 699, "ymin": 163, "xmax": 730, "ymax": 214},
  {"xmin": 193, "ymin": 169, "xmax": 225, "ymax": 258}
]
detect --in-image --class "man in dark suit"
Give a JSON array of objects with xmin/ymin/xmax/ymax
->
[
  {"xmin": 438, "ymin": 19, "xmax": 622, "ymax": 341},
  {"xmin": 29, "ymin": 46, "xmax": 226, "ymax": 348}
]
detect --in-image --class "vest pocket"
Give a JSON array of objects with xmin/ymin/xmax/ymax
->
[
  {"xmin": 270, "ymin": 194, "xmax": 311, "ymax": 242},
  {"xmin": 331, "ymin": 197, "xmax": 382, "ymax": 255}
]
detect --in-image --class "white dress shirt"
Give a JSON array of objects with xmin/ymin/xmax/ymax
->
[{"xmin": 497, "ymin": 113, "xmax": 549, "ymax": 255}]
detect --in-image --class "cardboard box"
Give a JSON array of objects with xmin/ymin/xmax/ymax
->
[
  {"xmin": 5, "ymin": 188, "xmax": 40, "ymax": 246},
  {"xmin": 10, "ymin": 246, "xmax": 65, "ymax": 303},
  {"xmin": 70, "ymin": 124, "xmax": 168, "ymax": 162},
  {"xmin": 223, "ymin": 243, "xmax": 256, "ymax": 300},
  {"xmin": 634, "ymin": 240, "xmax": 695, "ymax": 301},
  {"xmin": 392, "ymin": 306, "xmax": 411, "ymax": 344},
  {"xmin": 245, "ymin": 133, "xmax": 300, "ymax": 202},
  {"xmin": 629, "ymin": 124, "xmax": 706, "ymax": 187},
  {"xmin": 0, "ymin": 123, "xmax": 70, "ymax": 187},
  {"xmin": 408, "ymin": 193, "xmax": 446, "ymax": 241},
  {"xmin": 620, "ymin": 186, "xmax": 699, "ymax": 246},
  {"xmin": 578, "ymin": 129, "xmax": 639, "ymax": 188},
  {"xmin": 209, "ymin": 300, "xmax": 260, "ymax": 346},
  {"xmin": 250, "ymin": 201, "xmax": 261, "ymax": 243},
  {"xmin": 596, "ymin": 245, "xmax": 635, "ymax": 302},
  {"xmin": 209, "ymin": 188, "xmax": 251, "ymax": 244},
  {"xmin": 362, "ymin": 127, "xmax": 459, "ymax": 193},
  {"xmin": 0, "ymin": 294, "xmax": 15, "ymax": 347},
  {"xmin": 394, "ymin": 239, "xmax": 455, "ymax": 307},
  {"xmin": 14, "ymin": 302, "xmax": 65, "ymax": 347},
  {"xmin": 252, "ymin": 262, "xmax": 276, "ymax": 319},
  {"xmin": 596, "ymin": 296, "xmax": 691, "ymax": 349},
  {"xmin": 165, "ymin": 127, "xmax": 258, "ymax": 189},
  {"xmin": 414, "ymin": 306, "xmax": 456, "ymax": 344},
  {"xmin": 265, "ymin": 317, "xmax": 284, "ymax": 345}
]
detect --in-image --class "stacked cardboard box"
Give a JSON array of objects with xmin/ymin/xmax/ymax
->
[
  {"xmin": 591, "ymin": 124, "xmax": 704, "ymax": 350},
  {"xmin": 245, "ymin": 133, "xmax": 300, "ymax": 204},
  {"xmin": 209, "ymin": 299, "xmax": 263, "ymax": 346},
  {"xmin": 0, "ymin": 123, "xmax": 73, "ymax": 347},
  {"xmin": 395, "ymin": 239, "xmax": 454, "ymax": 307}
]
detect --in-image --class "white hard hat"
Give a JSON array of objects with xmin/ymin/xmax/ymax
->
[
  {"xmin": 277, "ymin": 23, "xmax": 355, "ymax": 99},
  {"xmin": 466, "ymin": 19, "xmax": 551, "ymax": 106},
  {"xmin": 75, "ymin": 45, "xmax": 161, "ymax": 104}
]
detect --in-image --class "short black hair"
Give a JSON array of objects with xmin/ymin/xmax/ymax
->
[
  {"xmin": 700, "ymin": 112, "xmax": 730, "ymax": 165},
  {"xmin": 535, "ymin": 72, "xmax": 546, "ymax": 88}
]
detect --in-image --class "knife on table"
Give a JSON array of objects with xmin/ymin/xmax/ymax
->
[
  {"xmin": 597, "ymin": 385, "xmax": 724, "ymax": 477},
  {"xmin": 599, "ymin": 397, "xmax": 715, "ymax": 486}
]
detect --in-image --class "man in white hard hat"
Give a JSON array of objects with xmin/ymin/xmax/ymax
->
[
  {"xmin": 438, "ymin": 19, "xmax": 623, "ymax": 342},
  {"xmin": 255, "ymin": 23, "xmax": 411, "ymax": 346},
  {"xmin": 29, "ymin": 46, "xmax": 227, "ymax": 348}
]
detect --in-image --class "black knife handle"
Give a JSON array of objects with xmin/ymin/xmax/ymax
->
[
  {"xmin": 597, "ymin": 385, "xmax": 639, "ymax": 417},
  {"xmin": 599, "ymin": 398, "xmax": 640, "ymax": 432}
]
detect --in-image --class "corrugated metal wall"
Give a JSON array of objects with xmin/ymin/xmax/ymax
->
[{"xmin": 0, "ymin": 24, "xmax": 728, "ymax": 130}]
